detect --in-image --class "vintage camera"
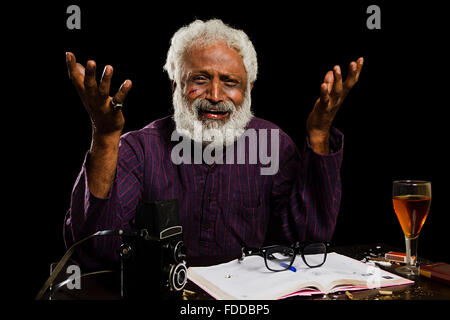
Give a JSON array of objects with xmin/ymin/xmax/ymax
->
[{"xmin": 120, "ymin": 200, "xmax": 187, "ymax": 300}]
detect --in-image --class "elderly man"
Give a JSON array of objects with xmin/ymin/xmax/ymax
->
[{"xmin": 64, "ymin": 19, "xmax": 363, "ymax": 269}]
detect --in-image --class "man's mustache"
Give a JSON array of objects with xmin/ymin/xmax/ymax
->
[{"xmin": 191, "ymin": 98, "xmax": 236, "ymax": 113}]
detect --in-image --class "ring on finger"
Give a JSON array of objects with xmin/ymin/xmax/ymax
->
[{"xmin": 111, "ymin": 99, "xmax": 123, "ymax": 111}]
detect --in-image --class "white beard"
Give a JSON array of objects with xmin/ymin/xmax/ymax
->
[{"xmin": 172, "ymin": 85, "xmax": 253, "ymax": 146}]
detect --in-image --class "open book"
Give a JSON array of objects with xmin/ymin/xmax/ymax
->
[{"xmin": 187, "ymin": 252, "xmax": 414, "ymax": 300}]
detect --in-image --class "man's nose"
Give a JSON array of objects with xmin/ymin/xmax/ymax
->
[{"xmin": 206, "ymin": 79, "xmax": 224, "ymax": 103}]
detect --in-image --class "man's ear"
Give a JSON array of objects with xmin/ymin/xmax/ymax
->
[{"xmin": 171, "ymin": 80, "xmax": 177, "ymax": 95}]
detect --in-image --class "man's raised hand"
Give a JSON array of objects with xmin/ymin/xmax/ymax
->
[
  {"xmin": 65, "ymin": 52, "xmax": 132, "ymax": 138},
  {"xmin": 306, "ymin": 57, "xmax": 364, "ymax": 154}
]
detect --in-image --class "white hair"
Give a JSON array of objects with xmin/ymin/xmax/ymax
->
[{"xmin": 163, "ymin": 19, "xmax": 258, "ymax": 86}]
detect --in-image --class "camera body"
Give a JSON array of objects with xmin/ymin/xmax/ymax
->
[{"xmin": 120, "ymin": 200, "xmax": 187, "ymax": 300}]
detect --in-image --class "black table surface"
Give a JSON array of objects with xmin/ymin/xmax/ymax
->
[{"xmin": 44, "ymin": 243, "xmax": 450, "ymax": 300}]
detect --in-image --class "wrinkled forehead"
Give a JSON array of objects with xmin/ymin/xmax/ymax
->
[{"xmin": 181, "ymin": 40, "xmax": 247, "ymax": 80}]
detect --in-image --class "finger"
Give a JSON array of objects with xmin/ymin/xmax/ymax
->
[
  {"xmin": 99, "ymin": 65, "xmax": 113, "ymax": 98},
  {"xmin": 112, "ymin": 80, "xmax": 133, "ymax": 106},
  {"xmin": 343, "ymin": 57, "xmax": 364, "ymax": 96},
  {"xmin": 74, "ymin": 63, "xmax": 86, "ymax": 79},
  {"xmin": 318, "ymin": 82, "xmax": 330, "ymax": 107},
  {"xmin": 66, "ymin": 52, "xmax": 85, "ymax": 90},
  {"xmin": 66, "ymin": 51, "xmax": 77, "ymax": 79},
  {"xmin": 324, "ymin": 71, "xmax": 334, "ymax": 96},
  {"xmin": 66, "ymin": 52, "xmax": 89, "ymax": 105},
  {"xmin": 331, "ymin": 65, "xmax": 343, "ymax": 99},
  {"xmin": 355, "ymin": 57, "xmax": 364, "ymax": 82},
  {"xmin": 84, "ymin": 60, "xmax": 97, "ymax": 97}
]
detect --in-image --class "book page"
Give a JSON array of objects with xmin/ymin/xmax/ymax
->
[
  {"xmin": 188, "ymin": 255, "xmax": 321, "ymax": 299},
  {"xmin": 187, "ymin": 253, "xmax": 413, "ymax": 300},
  {"xmin": 299, "ymin": 253, "xmax": 412, "ymax": 292}
]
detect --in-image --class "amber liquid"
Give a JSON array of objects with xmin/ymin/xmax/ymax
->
[{"xmin": 392, "ymin": 195, "xmax": 431, "ymax": 239}]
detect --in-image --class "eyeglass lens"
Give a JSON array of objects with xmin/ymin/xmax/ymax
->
[
  {"xmin": 265, "ymin": 246, "xmax": 294, "ymax": 271},
  {"xmin": 302, "ymin": 243, "xmax": 327, "ymax": 267}
]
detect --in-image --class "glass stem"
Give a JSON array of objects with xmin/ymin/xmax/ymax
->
[{"xmin": 405, "ymin": 236, "xmax": 418, "ymax": 268}]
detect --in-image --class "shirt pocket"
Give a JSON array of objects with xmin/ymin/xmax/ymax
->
[
  {"xmin": 227, "ymin": 192, "xmax": 266, "ymax": 247},
  {"xmin": 232, "ymin": 186, "xmax": 262, "ymax": 209}
]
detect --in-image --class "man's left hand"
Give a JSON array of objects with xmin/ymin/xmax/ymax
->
[{"xmin": 306, "ymin": 57, "xmax": 364, "ymax": 154}]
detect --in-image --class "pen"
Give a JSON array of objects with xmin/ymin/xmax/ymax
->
[{"xmin": 280, "ymin": 262, "xmax": 296, "ymax": 272}]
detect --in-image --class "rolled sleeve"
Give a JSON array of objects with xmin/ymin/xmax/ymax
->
[
  {"xmin": 64, "ymin": 132, "xmax": 145, "ymax": 270},
  {"xmin": 273, "ymin": 127, "xmax": 343, "ymax": 243}
]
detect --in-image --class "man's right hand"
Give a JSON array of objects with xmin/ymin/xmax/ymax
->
[
  {"xmin": 65, "ymin": 52, "xmax": 132, "ymax": 139},
  {"xmin": 66, "ymin": 52, "xmax": 132, "ymax": 198}
]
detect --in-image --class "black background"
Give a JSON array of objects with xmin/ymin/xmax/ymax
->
[{"xmin": 8, "ymin": 1, "xmax": 449, "ymax": 300}]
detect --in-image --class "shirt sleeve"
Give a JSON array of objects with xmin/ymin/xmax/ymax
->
[
  {"xmin": 63, "ymin": 132, "xmax": 145, "ymax": 270},
  {"xmin": 271, "ymin": 127, "xmax": 343, "ymax": 243}
]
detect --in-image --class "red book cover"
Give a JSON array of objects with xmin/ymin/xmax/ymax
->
[{"xmin": 420, "ymin": 263, "xmax": 450, "ymax": 286}]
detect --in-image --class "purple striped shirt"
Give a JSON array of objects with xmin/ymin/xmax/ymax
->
[{"xmin": 64, "ymin": 116, "xmax": 343, "ymax": 269}]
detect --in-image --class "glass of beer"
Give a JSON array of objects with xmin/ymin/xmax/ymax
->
[{"xmin": 392, "ymin": 180, "xmax": 431, "ymax": 276}]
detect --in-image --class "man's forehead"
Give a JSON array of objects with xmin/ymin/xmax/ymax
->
[
  {"xmin": 182, "ymin": 41, "xmax": 246, "ymax": 77},
  {"xmin": 186, "ymin": 68, "xmax": 244, "ymax": 79}
]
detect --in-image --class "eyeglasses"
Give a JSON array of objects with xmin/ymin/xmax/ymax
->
[{"xmin": 239, "ymin": 242, "xmax": 329, "ymax": 272}]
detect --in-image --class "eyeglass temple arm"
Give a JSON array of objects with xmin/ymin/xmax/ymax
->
[
  {"xmin": 239, "ymin": 247, "xmax": 262, "ymax": 260},
  {"xmin": 292, "ymin": 241, "xmax": 330, "ymax": 248}
]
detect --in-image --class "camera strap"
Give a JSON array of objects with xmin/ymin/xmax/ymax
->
[{"xmin": 35, "ymin": 229, "xmax": 136, "ymax": 300}]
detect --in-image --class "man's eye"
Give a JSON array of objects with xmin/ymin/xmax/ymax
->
[
  {"xmin": 225, "ymin": 80, "xmax": 239, "ymax": 87},
  {"xmin": 193, "ymin": 76, "xmax": 208, "ymax": 83}
]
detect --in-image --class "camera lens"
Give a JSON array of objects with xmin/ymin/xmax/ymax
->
[
  {"xmin": 169, "ymin": 263, "xmax": 187, "ymax": 291},
  {"xmin": 176, "ymin": 268, "xmax": 187, "ymax": 287},
  {"xmin": 119, "ymin": 243, "xmax": 133, "ymax": 259},
  {"xmin": 173, "ymin": 241, "xmax": 187, "ymax": 263}
]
